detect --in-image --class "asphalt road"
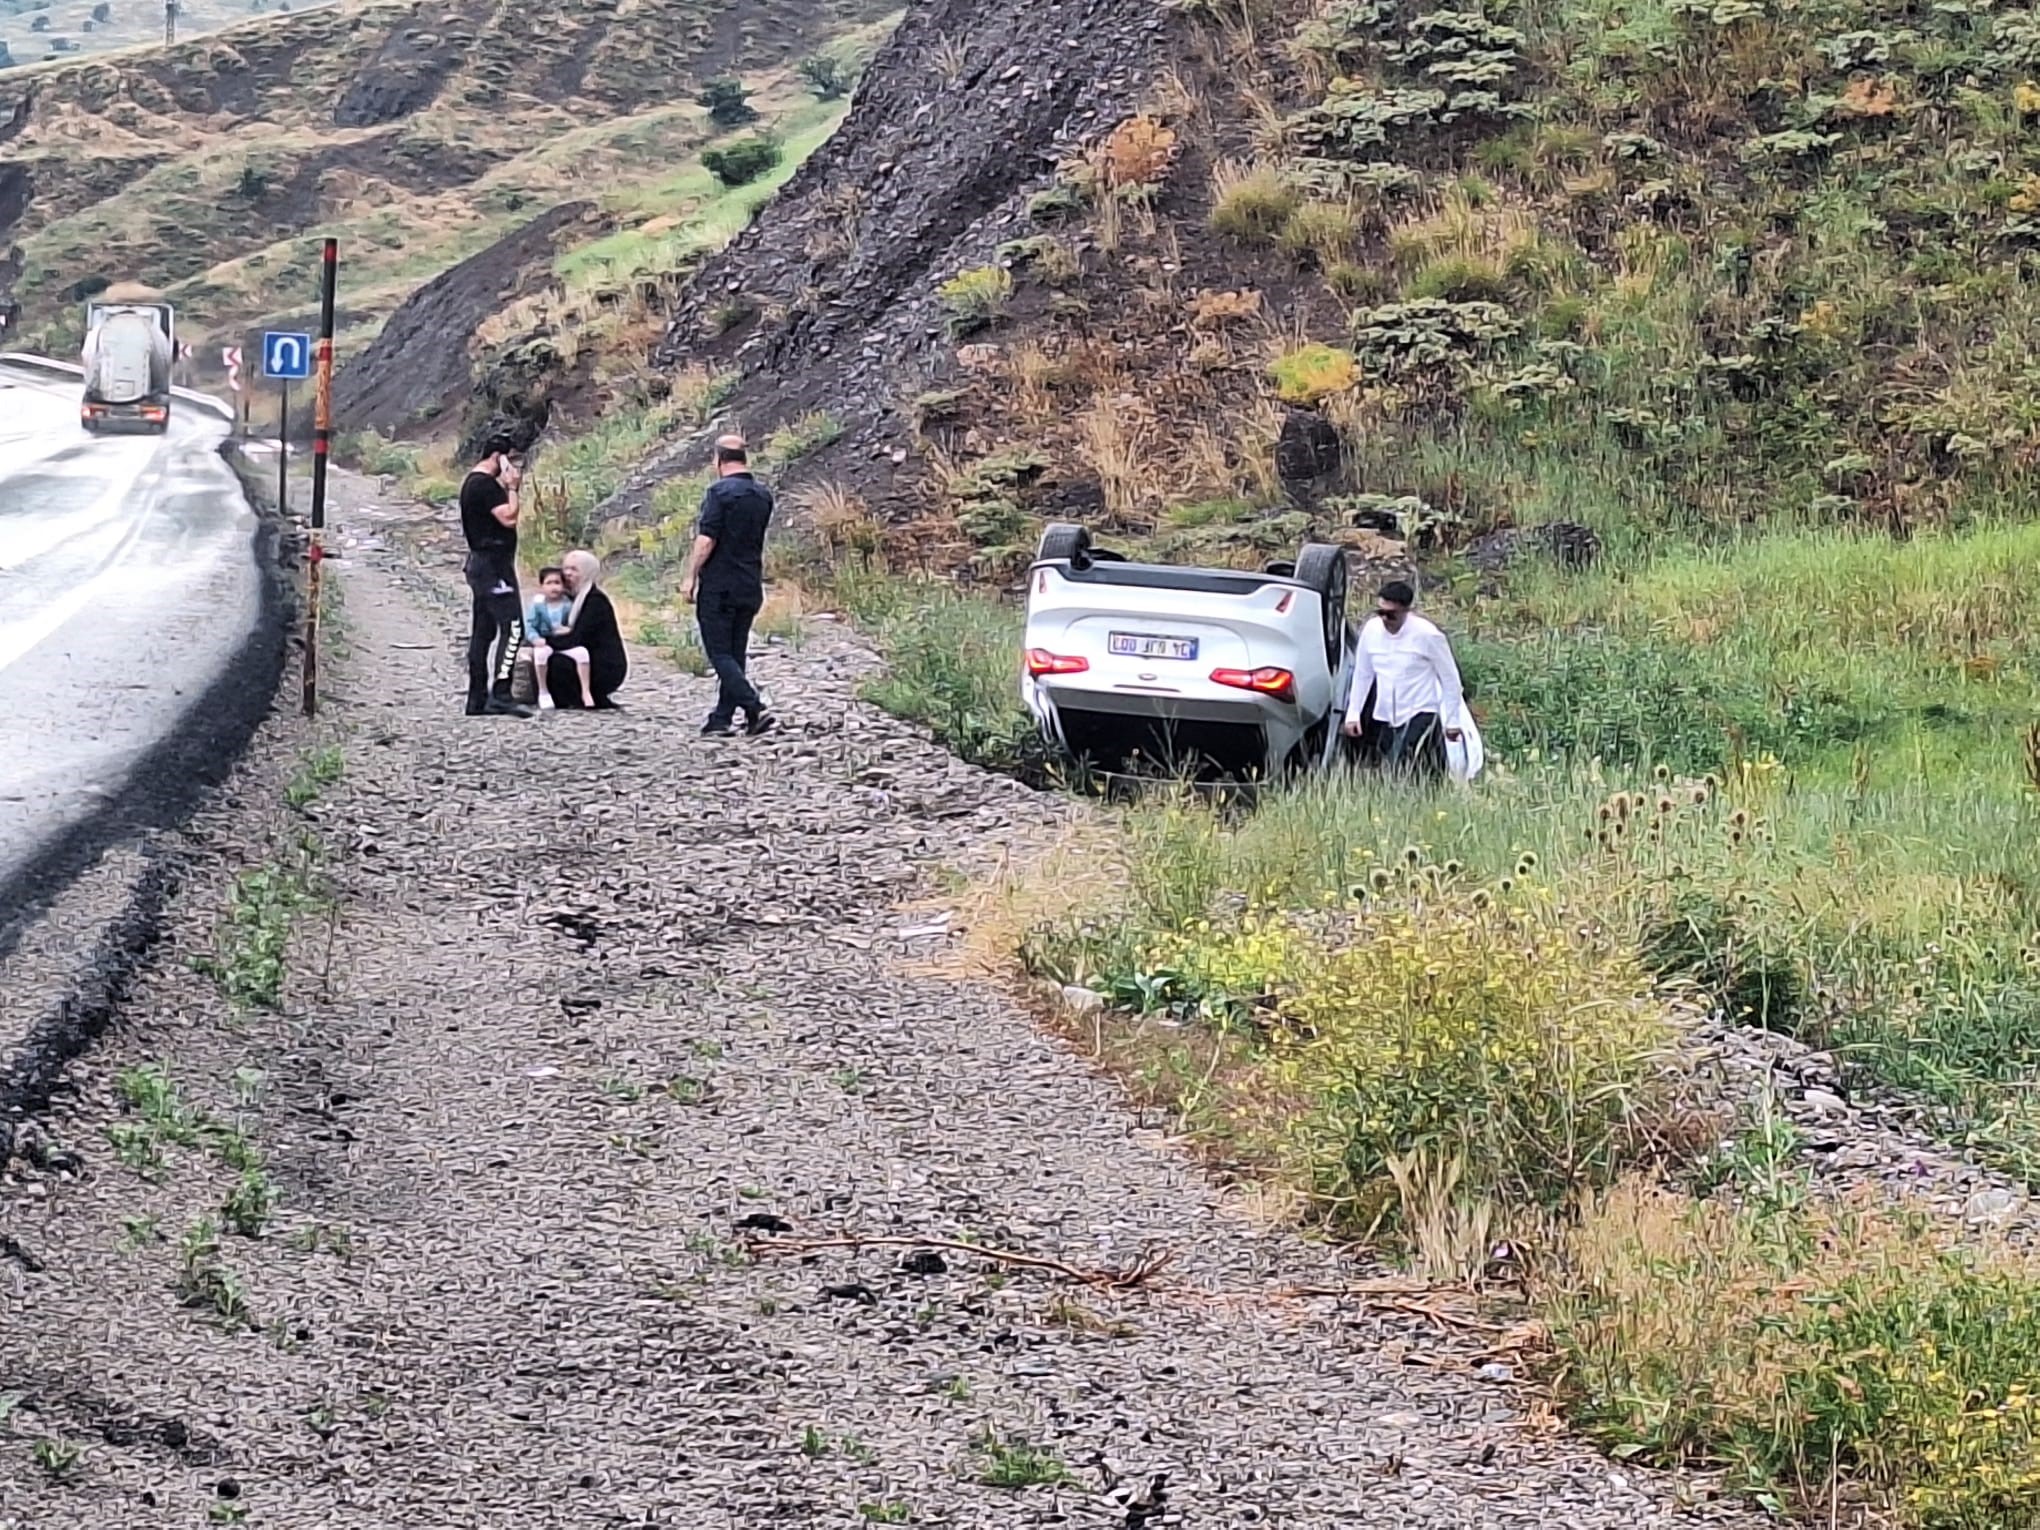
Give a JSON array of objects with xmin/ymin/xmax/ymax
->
[{"xmin": 0, "ymin": 360, "xmax": 266, "ymax": 930}]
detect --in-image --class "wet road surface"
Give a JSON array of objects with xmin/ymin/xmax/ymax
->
[{"xmin": 0, "ymin": 361, "xmax": 264, "ymax": 917}]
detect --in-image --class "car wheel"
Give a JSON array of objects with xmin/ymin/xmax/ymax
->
[
  {"xmin": 1294, "ymin": 541, "xmax": 1349, "ymax": 669},
  {"xmin": 1036, "ymin": 522, "xmax": 1092, "ymax": 570}
]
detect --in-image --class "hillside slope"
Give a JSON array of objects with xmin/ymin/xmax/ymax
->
[
  {"xmin": 633, "ymin": 0, "xmax": 2040, "ymax": 572},
  {"xmin": 0, "ymin": 0, "xmax": 895, "ymax": 382}
]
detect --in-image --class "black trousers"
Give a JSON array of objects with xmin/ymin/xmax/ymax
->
[
  {"xmin": 1379, "ymin": 711, "xmax": 1448, "ymax": 778},
  {"xmin": 465, "ymin": 555, "xmax": 524, "ymax": 706},
  {"xmin": 697, "ymin": 588, "xmax": 762, "ymax": 723}
]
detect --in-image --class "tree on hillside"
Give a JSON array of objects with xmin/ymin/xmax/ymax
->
[
  {"xmin": 702, "ymin": 135, "xmax": 781, "ymax": 189},
  {"xmin": 90, "ymin": 1, "xmax": 109, "ymax": 19},
  {"xmin": 697, "ymin": 76, "xmax": 757, "ymax": 128},
  {"xmin": 797, "ymin": 53, "xmax": 852, "ymax": 100}
]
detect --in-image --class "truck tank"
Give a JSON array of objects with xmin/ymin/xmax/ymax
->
[{"xmin": 80, "ymin": 303, "xmax": 174, "ymax": 433}]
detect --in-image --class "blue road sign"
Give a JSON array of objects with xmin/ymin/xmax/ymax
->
[{"xmin": 262, "ymin": 331, "xmax": 313, "ymax": 381}]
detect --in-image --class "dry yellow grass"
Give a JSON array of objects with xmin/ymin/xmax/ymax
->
[
  {"xmin": 1075, "ymin": 393, "xmax": 1168, "ymax": 524},
  {"xmin": 1387, "ymin": 188, "xmax": 1544, "ymax": 273},
  {"xmin": 897, "ymin": 816, "xmax": 1123, "ymax": 980},
  {"xmin": 793, "ymin": 480, "xmax": 882, "ymax": 561}
]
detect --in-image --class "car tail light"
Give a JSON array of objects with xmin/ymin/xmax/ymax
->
[
  {"xmin": 1026, "ymin": 649, "xmax": 1089, "ymax": 677},
  {"xmin": 1210, "ymin": 666, "xmax": 1296, "ymax": 703},
  {"xmin": 1274, "ymin": 590, "xmax": 1294, "ymax": 613}
]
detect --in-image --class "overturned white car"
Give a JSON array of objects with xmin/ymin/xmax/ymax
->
[{"xmin": 1019, "ymin": 523, "xmax": 1355, "ymax": 781}]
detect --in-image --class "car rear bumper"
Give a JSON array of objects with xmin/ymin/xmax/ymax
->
[{"xmin": 1025, "ymin": 677, "xmax": 1297, "ymax": 727}]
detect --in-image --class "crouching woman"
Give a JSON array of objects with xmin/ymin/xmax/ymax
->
[{"xmin": 544, "ymin": 550, "xmax": 628, "ymax": 710}]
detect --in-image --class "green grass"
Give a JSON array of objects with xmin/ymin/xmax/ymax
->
[
  {"xmin": 1463, "ymin": 523, "xmax": 2040, "ymax": 782},
  {"xmin": 1551, "ymin": 1178, "xmax": 2040, "ymax": 1526},
  {"xmin": 284, "ymin": 746, "xmax": 346, "ymax": 810},
  {"xmin": 824, "ymin": 568, "xmax": 1046, "ymax": 775},
  {"xmin": 973, "ymin": 1432, "xmax": 1075, "ymax": 1489},
  {"xmin": 556, "ymin": 101, "xmax": 850, "ymax": 286}
]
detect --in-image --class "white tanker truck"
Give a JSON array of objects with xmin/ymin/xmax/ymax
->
[{"xmin": 80, "ymin": 300, "xmax": 175, "ymax": 434}]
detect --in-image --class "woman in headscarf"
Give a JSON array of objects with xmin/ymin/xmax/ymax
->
[{"xmin": 543, "ymin": 549, "xmax": 628, "ymax": 710}]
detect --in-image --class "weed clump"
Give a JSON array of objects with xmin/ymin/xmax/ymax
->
[
  {"xmin": 1209, "ymin": 161, "xmax": 1299, "ymax": 242},
  {"xmin": 1094, "ymin": 873, "xmax": 1680, "ymax": 1232},
  {"xmin": 1552, "ymin": 1180, "xmax": 2040, "ymax": 1527},
  {"xmin": 938, "ymin": 265, "xmax": 1014, "ymax": 335},
  {"xmin": 1268, "ymin": 342, "xmax": 1361, "ymax": 405}
]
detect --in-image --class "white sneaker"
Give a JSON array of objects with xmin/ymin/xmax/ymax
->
[{"xmin": 538, "ymin": 693, "xmax": 556, "ymax": 711}]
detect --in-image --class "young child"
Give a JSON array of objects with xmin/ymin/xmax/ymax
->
[{"xmin": 526, "ymin": 567, "xmax": 595, "ymax": 710}]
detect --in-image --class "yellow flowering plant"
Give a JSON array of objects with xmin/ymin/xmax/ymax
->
[{"xmin": 1137, "ymin": 874, "xmax": 1681, "ymax": 1233}]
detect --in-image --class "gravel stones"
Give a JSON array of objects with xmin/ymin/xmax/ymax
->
[{"xmin": 0, "ymin": 481, "xmax": 1767, "ymax": 1527}]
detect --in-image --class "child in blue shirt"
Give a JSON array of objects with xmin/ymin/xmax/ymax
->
[{"xmin": 526, "ymin": 566, "xmax": 593, "ymax": 710}]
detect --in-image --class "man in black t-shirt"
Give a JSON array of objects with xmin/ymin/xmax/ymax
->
[
  {"xmin": 458, "ymin": 438, "xmax": 534, "ymax": 718},
  {"xmin": 683, "ymin": 434, "xmax": 777, "ymax": 737}
]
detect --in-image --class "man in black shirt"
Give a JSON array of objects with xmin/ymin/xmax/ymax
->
[
  {"xmin": 458, "ymin": 437, "xmax": 534, "ymax": 718},
  {"xmin": 683, "ymin": 434, "xmax": 776, "ymax": 737}
]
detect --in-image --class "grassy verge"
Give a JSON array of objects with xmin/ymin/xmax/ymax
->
[{"xmin": 822, "ymin": 566, "xmax": 1045, "ymax": 774}]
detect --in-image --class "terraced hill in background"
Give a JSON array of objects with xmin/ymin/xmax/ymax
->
[{"xmin": 0, "ymin": 0, "xmax": 897, "ymax": 426}]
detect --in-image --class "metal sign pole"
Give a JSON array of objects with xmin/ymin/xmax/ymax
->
[
  {"xmin": 277, "ymin": 382, "xmax": 289, "ymax": 518},
  {"xmin": 303, "ymin": 239, "xmax": 337, "ymax": 717}
]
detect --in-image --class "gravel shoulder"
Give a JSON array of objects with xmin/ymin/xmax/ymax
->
[{"xmin": 0, "ymin": 480, "xmax": 1765, "ymax": 1529}]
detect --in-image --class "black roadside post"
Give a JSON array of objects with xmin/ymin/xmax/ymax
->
[{"xmin": 303, "ymin": 237, "xmax": 337, "ymax": 718}]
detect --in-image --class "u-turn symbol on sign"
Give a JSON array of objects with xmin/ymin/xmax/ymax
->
[{"xmin": 263, "ymin": 331, "xmax": 313, "ymax": 381}]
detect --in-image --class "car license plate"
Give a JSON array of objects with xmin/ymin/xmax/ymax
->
[{"xmin": 1108, "ymin": 631, "xmax": 1198, "ymax": 661}]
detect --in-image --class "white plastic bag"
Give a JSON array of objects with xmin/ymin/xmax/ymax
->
[{"xmin": 1445, "ymin": 714, "xmax": 1485, "ymax": 783}]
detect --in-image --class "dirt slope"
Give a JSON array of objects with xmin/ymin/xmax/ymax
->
[
  {"xmin": 621, "ymin": 0, "xmax": 1181, "ymax": 519},
  {"xmin": 329, "ymin": 198, "xmax": 601, "ymax": 437}
]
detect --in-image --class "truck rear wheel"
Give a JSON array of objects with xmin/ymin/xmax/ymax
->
[{"xmin": 1294, "ymin": 542, "xmax": 1349, "ymax": 670}]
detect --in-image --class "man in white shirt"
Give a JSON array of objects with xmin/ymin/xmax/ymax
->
[{"xmin": 1340, "ymin": 580, "xmax": 1465, "ymax": 777}]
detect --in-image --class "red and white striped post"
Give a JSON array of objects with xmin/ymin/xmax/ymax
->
[{"xmin": 303, "ymin": 238, "xmax": 337, "ymax": 717}]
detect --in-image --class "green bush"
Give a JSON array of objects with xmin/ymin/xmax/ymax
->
[
  {"xmin": 936, "ymin": 265, "xmax": 1013, "ymax": 335},
  {"xmin": 797, "ymin": 53, "xmax": 852, "ymax": 99},
  {"xmin": 1093, "ymin": 869, "xmax": 1678, "ymax": 1231},
  {"xmin": 696, "ymin": 76, "xmax": 756, "ymax": 127},
  {"xmin": 702, "ymin": 136, "xmax": 783, "ymax": 189}
]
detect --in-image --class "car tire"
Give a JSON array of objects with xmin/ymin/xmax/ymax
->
[
  {"xmin": 1294, "ymin": 541, "xmax": 1349, "ymax": 669},
  {"xmin": 1036, "ymin": 522, "xmax": 1092, "ymax": 570}
]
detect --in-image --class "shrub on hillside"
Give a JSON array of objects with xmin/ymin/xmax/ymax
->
[
  {"xmin": 696, "ymin": 76, "xmax": 757, "ymax": 127},
  {"xmin": 797, "ymin": 53, "xmax": 853, "ymax": 99},
  {"xmin": 1209, "ymin": 161, "xmax": 1299, "ymax": 242},
  {"xmin": 701, "ymin": 136, "xmax": 782, "ymax": 189}
]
